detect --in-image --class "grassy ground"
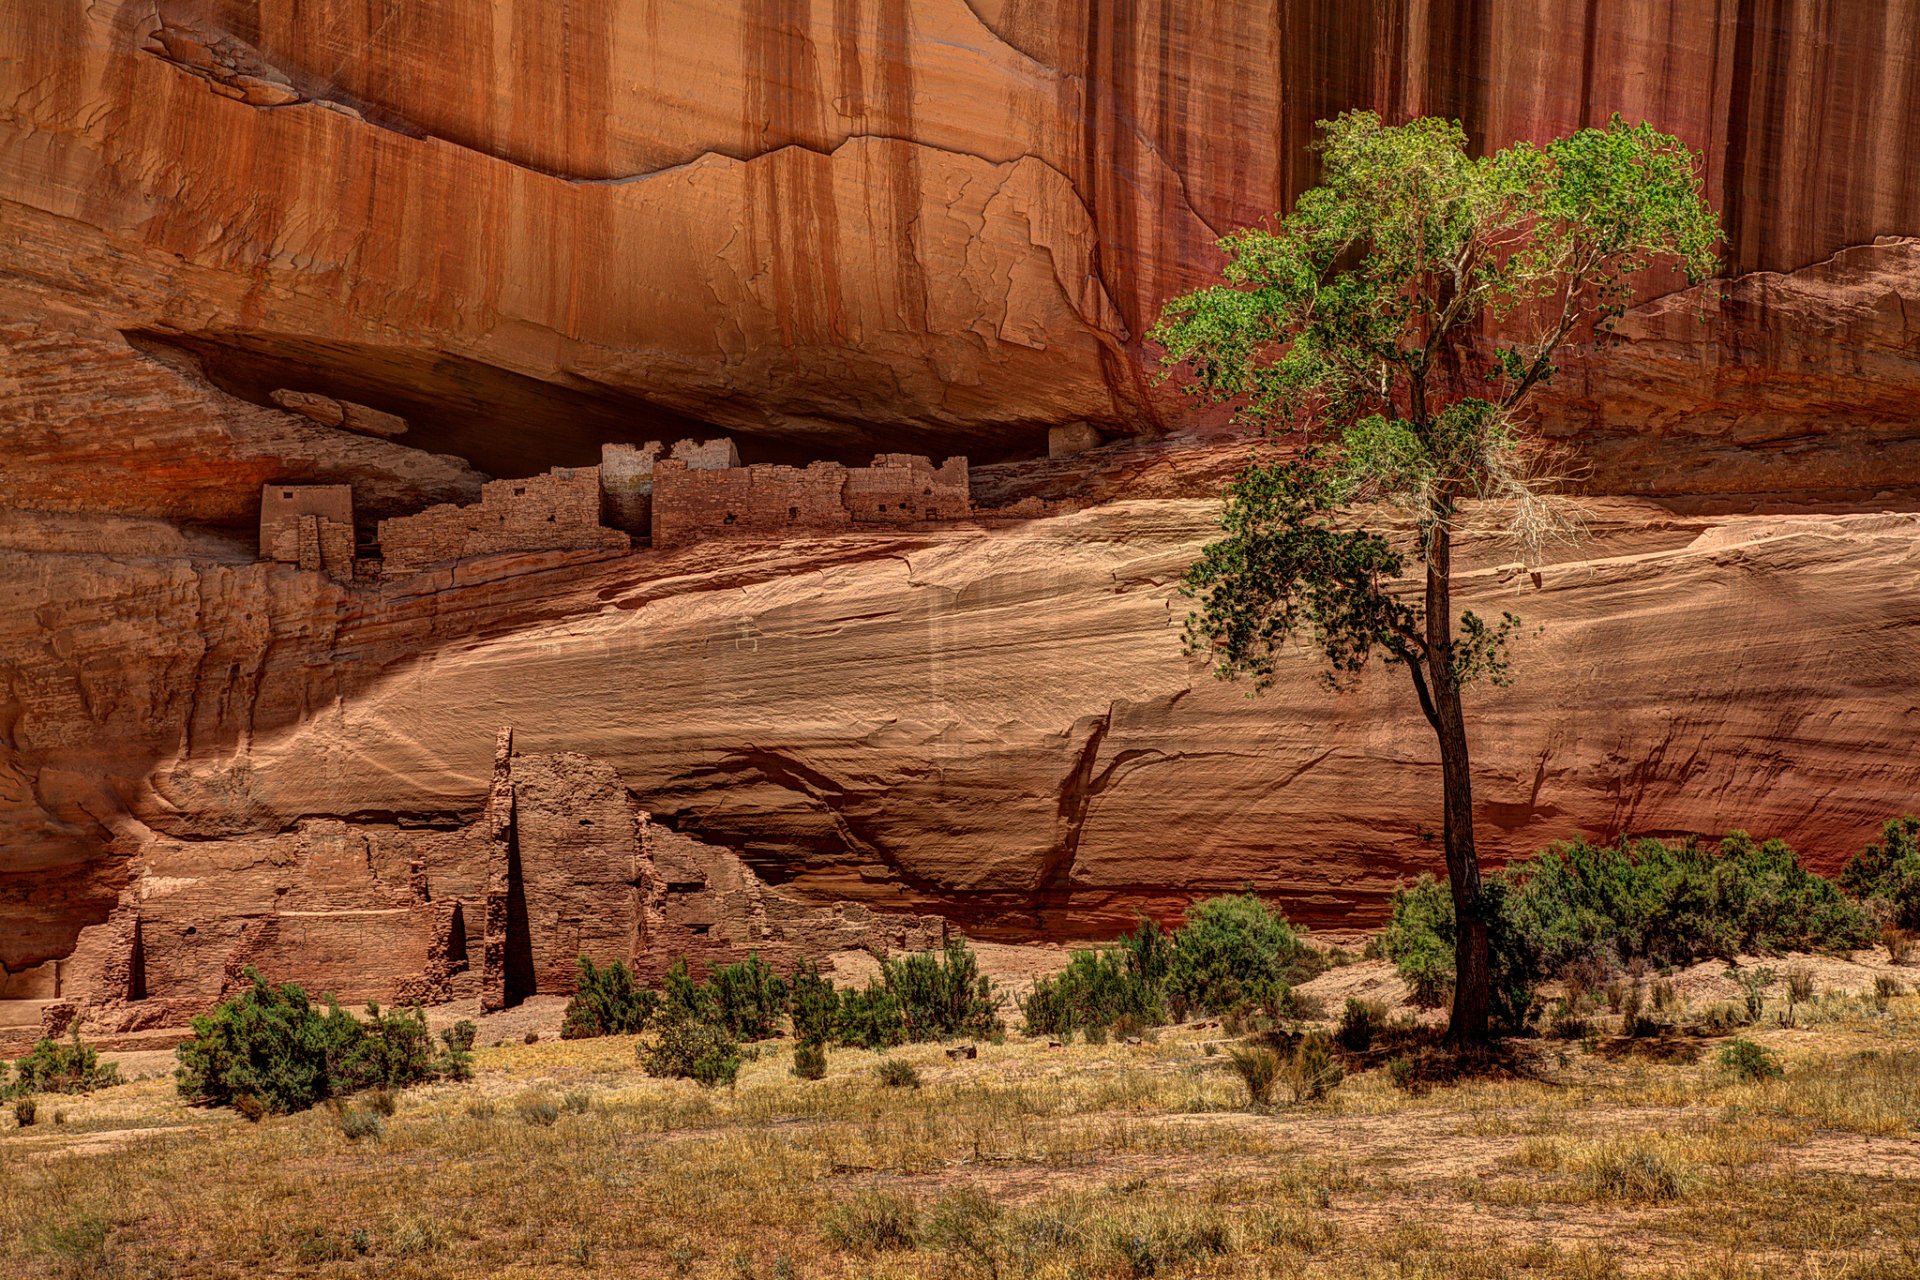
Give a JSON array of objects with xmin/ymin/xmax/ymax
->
[{"xmin": 4, "ymin": 970, "xmax": 1919, "ymax": 1279}]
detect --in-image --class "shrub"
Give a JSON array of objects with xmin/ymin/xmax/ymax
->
[
  {"xmin": 704, "ymin": 953, "xmax": 789, "ymax": 1041},
  {"xmin": 661, "ymin": 960, "xmax": 709, "ymax": 1023},
  {"xmin": 1022, "ymin": 935, "xmax": 1165, "ymax": 1040},
  {"xmin": 1167, "ymin": 893, "xmax": 1319, "ymax": 1015},
  {"xmin": 874, "ymin": 1057, "xmax": 921, "ymax": 1089},
  {"xmin": 337, "ymin": 1103, "xmax": 385, "ymax": 1141},
  {"xmin": 788, "ymin": 961, "xmax": 840, "ymax": 1044},
  {"xmin": 1719, "ymin": 1037, "xmax": 1782, "ymax": 1083},
  {"xmin": 1386, "ymin": 1056, "xmax": 1416, "ymax": 1092},
  {"xmin": 1886, "ymin": 927, "xmax": 1915, "ymax": 966},
  {"xmin": 562, "ymin": 1089, "xmax": 592, "ymax": 1114},
  {"xmin": 835, "ymin": 980, "xmax": 905, "ymax": 1051},
  {"xmin": 793, "ymin": 1039, "xmax": 828, "ymax": 1080},
  {"xmin": 1840, "ymin": 816, "xmax": 1920, "ymax": 931},
  {"xmin": 441, "ymin": 1020, "xmax": 477, "ymax": 1054},
  {"xmin": 641, "ymin": 1014, "xmax": 741, "ymax": 1088},
  {"xmin": 10, "ymin": 1029, "xmax": 120, "ymax": 1096},
  {"xmin": 14, "ymin": 1097, "xmax": 35, "ymax": 1127},
  {"xmin": 1732, "ymin": 967, "xmax": 1775, "ymax": 1024},
  {"xmin": 884, "ymin": 940, "xmax": 1000, "ymax": 1041},
  {"xmin": 1380, "ymin": 875, "xmax": 1538, "ymax": 1030},
  {"xmin": 1578, "ymin": 1140, "xmax": 1687, "ymax": 1202},
  {"xmin": 364, "ymin": 1086, "xmax": 397, "ymax": 1117},
  {"xmin": 175, "ymin": 969, "xmax": 468, "ymax": 1114},
  {"xmin": 1874, "ymin": 975, "xmax": 1903, "ymax": 1011},
  {"xmin": 822, "ymin": 1193, "xmax": 918, "ymax": 1253},
  {"xmin": 1285, "ymin": 1031, "xmax": 1343, "ymax": 1102},
  {"xmin": 560, "ymin": 957, "xmax": 658, "ymax": 1039},
  {"xmin": 516, "ymin": 1095, "xmax": 561, "ymax": 1126},
  {"xmin": 1335, "ymin": 998, "xmax": 1387, "ymax": 1052},
  {"xmin": 1226, "ymin": 1045, "xmax": 1281, "ymax": 1107}
]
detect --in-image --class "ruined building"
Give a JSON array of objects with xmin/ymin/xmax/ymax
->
[
  {"xmin": 258, "ymin": 484, "xmax": 355, "ymax": 582},
  {"xmin": 376, "ymin": 464, "xmax": 630, "ymax": 576},
  {"xmin": 652, "ymin": 453, "xmax": 971, "ymax": 548},
  {"xmin": 23, "ymin": 728, "xmax": 944, "ymax": 1045}
]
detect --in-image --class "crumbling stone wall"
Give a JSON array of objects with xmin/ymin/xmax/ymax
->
[
  {"xmin": 652, "ymin": 452, "xmax": 971, "ymax": 547},
  {"xmin": 377, "ymin": 465, "xmax": 629, "ymax": 575},
  {"xmin": 259, "ymin": 484, "xmax": 355, "ymax": 582}
]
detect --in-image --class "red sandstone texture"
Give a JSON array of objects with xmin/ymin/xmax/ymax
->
[{"xmin": 1, "ymin": 4, "xmax": 1919, "ymax": 1022}]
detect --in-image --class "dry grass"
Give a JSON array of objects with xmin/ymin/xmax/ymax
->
[{"xmin": 5, "ymin": 996, "xmax": 1920, "ymax": 1278}]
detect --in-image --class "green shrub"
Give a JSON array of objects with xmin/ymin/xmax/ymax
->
[
  {"xmin": 884, "ymin": 940, "xmax": 1000, "ymax": 1041},
  {"xmin": 1022, "ymin": 937, "xmax": 1164, "ymax": 1039},
  {"xmin": 1335, "ymin": 998, "xmax": 1387, "ymax": 1052},
  {"xmin": 517, "ymin": 1094, "xmax": 561, "ymax": 1126},
  {"xmin": 641, "ymin": 1014, "xmax": 741, "ymax": 1088},
  {"xmin": 1285, "ymin": 1031, "xmax": 1343, "ymax": 1102},
  {"xmin": 1719, "ymin": 1037, "xmax": 1782, "ymax": 1083},
  {"xmin": 560, "ymin": 957, "xmax": 658, "ymax": 1039},
  {"xmin": 174, "ymin": 969, "xmax": 466, "ymax": 1114},
  {"xmin": 1841, "ymin": 816, "xmax": 1920, "ymax": 931},
  {"xmin": 788, "ymin": 961, "xmax": 840, "ymax": 1044},
  {"xmin": 337, "ymin": 1103, "xmax": 385, "ymax": 1141},
  {"xmin": 792, "ymin": 1039, "xmax": 828, "ymax": 1080},
  {"xmin": 835, "ymin": 980, "xmax": 905, "ymax": 1051},
  {"xmin": 662, "ymin": 960, "xmax": 709, "ymax": 1023},
  {"xmin": 822, "ymin": 1193, "xmax": 918, "ymax": 1253},
  {"xmin": 1167, "ymin": 893, "xmax": 1319, "ymax": 1015},
  {"xmin": 874, "ymin": 1057, "xmax": 921, "ymax": 1089},
  {"xmin": 703, "ymin": 953, "xmax": 789, "ymax": 1041},
  {"xmin": 13, "ymin": 1097, "xmax": 34, "ymax": 1127},
  {"xmin": 1380, "ymin": 875, "xmax": 1538, "ymax": 1030},
  {"xmin": 10, "ymin": 1029, "xmax": 120, "ymax": 1096}
]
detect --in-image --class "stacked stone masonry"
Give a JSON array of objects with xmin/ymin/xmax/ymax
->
[
  {"xmin": 652, "ymin": 451, "xmax": 971, "ymax": 548},
  {"xmin": 258, "ymin": 484, "xmax": 355, "ymax": 582},
  {"xmin": 377, "ymin": 465, "xmax": 629, "ymax": 575}
]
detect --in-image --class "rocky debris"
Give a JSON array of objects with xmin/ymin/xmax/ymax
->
[
  {"xmin": 141, "ymin": 22, "xmax": 301, "ymax": 107},
  {"xmin": 270, "ymin": 390, "xmax": 410, "ymax": 440}
]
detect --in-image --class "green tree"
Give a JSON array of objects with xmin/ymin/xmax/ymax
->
[{"xmin": 1153, "ymin": 112, "xmax": 1720, "ymax": 1043}]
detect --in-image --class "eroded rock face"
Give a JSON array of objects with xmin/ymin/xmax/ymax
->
[{"xmin": 3, "ymin": 3, "xmax": 1919, "ymax": 1010}]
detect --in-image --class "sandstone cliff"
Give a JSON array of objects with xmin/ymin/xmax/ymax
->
[{"xmin": 2, "ymin": 2, "xmax": 1918, "ymax": 1016}]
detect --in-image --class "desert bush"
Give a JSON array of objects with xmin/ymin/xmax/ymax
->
[
  {"xmin": 1695, "ymin": 1001, "xmax": 1744, "ymax": 1035},
  {"xmin": 788, "ymin": 961, "xmax": 840, "ymax": 1043},
  {"xmin": 516, "ymin": 1094, "xmax": 561, "ymax": 1126},
  {"xmin": 1022, "ymin": 922, "xmax": 1169, "ymax": 1038},
  {"xmin": 792, "ymin": 1039, "xmax": 828, "ymax": 1080},
  {"xmin": 884, "ymin": 940, "xmax": 1000, "ymax": 1041},
  {"xmin": 1733, "ymin": 967, "xmax": 1776, "ymax": 1024},
  {"xmin": 442, "ymin": 1020, "xmax": 477, "ymax": 1054},
  {"xmin": 1336, "ymin": 997, "xmax": 1387, "ymax": 1052},
  {"xmin": 337, "ymin": 1103, "xmax": 385, "ymax": 1141},
  {"xmin": 1226, "ymin": 1045, "xmax": 1281, "ymax": 1108},
  {"xmin": 174, "ymin": 970, "xmax": 467, "ymax": 1114},
  {"xmin": 1886, "ymin": 927, "xmax": 1915, "ymax": 966},
  {"xmin": 364, "ymin": 1086, "xmax": 397, "ymax": 1117},
  {"xmin": 560, "ymin": 956, "xmax": 658, "ymax": 1039},
  {"xmin": 1841, "ymin": 815, "xmax": 1920, "ymax": 931},
  {"xmin": 1577, "ymin": 1139, "xmax": 1687, "ymax": 1202},
  {"xmin": 705, "ymin": 953, "xmax": 789, "ymax": 1041},
  {"xmin": 874, "ymin": 1057, "xmax": 921, "ymax": 1089},
  {"xmin": 835, "ymin": 980, "xmax": 905, "ymax": 1051},
  {"xmin": 1386, "ymin": 1056, "xmax": 1416, "ymax": 1092},
  {"xmin": 14, "ymin": 1097, "xmax": 35, "ymax": 1127},
  {"xmin": 641, "ymin": 1014, "xmax": 741, "ymax": 1088},
  {"xmin": 1167, "ymin": 893, "xmax": 1320, "ymax": 1015},
  {"xmin": 822, "ymin": 1193, "xmax": 918, "ymax": 1253},
  {"xmin": 9, "ymin": 1029, "xmax": 120, "ymax": 1096},
  {"xmin": 1875, "ymin": 975, "xmax": 1904, "ymax": 1011},
  {"xmin": 661, "ymin": 960, "xmax": 709, "ymax": 1022},
  {"xmin": 1285, "ymin": 1031, "xmax": 1344, "ymax": 1102},
  {"xmin": 1380, "ymin": 875, "xmax": 1538, "ymax": 1030},
  {"xmin": 1719, "ymin": 1037, "xmax": 1782, "ymax": 1083},
  {"xmin": 1547, "ymin": 1000, "xmax": 1590, "ymax": 1040},
  {"xmin": 562, "ymin": 1089, "xmax": 592, "ymax": 1114}
]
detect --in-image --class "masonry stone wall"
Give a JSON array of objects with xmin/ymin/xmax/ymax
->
[
  {"xmin": 598, "ymin": 443, "xmax": 662, "ymax": 535},
  {"xmin": 652, "ymin": 452, "xmax": 970, "ymax": 547},
  {"xmin": 259, "ymin": 484, "xmax": 355, "ymax": 582},
  {"xmin": 378, "ymin": 466, "xmax": 629, "ymax": 575}
]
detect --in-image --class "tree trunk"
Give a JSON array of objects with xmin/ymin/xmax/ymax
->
[{"xmin": 1423, "ymin": 519, "xmax": 1491, "ymax": 1045}]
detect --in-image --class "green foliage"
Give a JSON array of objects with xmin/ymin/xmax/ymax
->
[
  {"xmin": 792, "ymin": 1039, "xmax": 827, "ymax": 1080},
  {"xmin": 883, "ymin": 940, "xmax": 1001, "ymax": 1042},
  {"xmin": 1380, "ymin": 875, "xmax": 1538, "ymax": 1031},
  {"xmin": 337, "ymin": 1103, "xmax": 385, "ymax": 1141},
  {"xmin": 560, "ymin": 957, "xmax": 659, "ymax": 1040},
  {"xmin": 174, "ymin": 969, "xmax": 466, "ymax": 1114},
  {"xmin": 13, "ymin": 1096, "xmax": 34, "ymax": 1127},
  {"xmin": 1336, "ymin": 998, "xmax": 1388, "ymax": 1053},
  {"xmin": 662, "ymin": 960, "xmax": 708, "ymax": 1022},
  {"xmin": 640, "ymin": 1013, "xmax": 741, "ymax": 1088},
  {"xmin": 788, "ymin": 961, "xmax": 841, "ymax": 1044},
  {"xmin": 1285, "ymin": 1030, "xmax": 1344, "ymax": 1103},
  {"xmin": 834, "ymin": 980, "xmax": 906, "ymax": 1051},
  {"xmin": 1719, "ymin": 1037, "xmax": 1782, "ymax": 1083},
  {"xmin": 704, "ymin": 953, "xmax": 789, "ymax": 1041},
  {"xmin": 1168, "ymin": 893, "xmax": 1320, "ymax": 1015},
  {"xmin": 1841, "ymin": 815, "xmax": 1920, "ymax": 931},
  {"xmin": 8, "ymin": 1030, "xmax": 120, "ymax": 1097},
  {"xmin": 1226, "ymin": 1045, "xmax": 1281, "ymax": 1108},
  {"xmin": 1382, "ymin": 830, "xmax": 1875, "ymax": 1032},
  {"xmin": 1021, "ymin": 919, "xmax": 1170, "ymax": 1038}
]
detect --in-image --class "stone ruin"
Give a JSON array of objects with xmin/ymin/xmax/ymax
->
[
  {"xmin": 258, "ymin": 436, "xmax": 1005, "ymax": 580},
  {"xmin": 258, "ymin": 483, "xmax": 355, "ymax": 582},
  {"xmin": 22, "ymin": 727, "xmax": 945, "ymax": 1045}
]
